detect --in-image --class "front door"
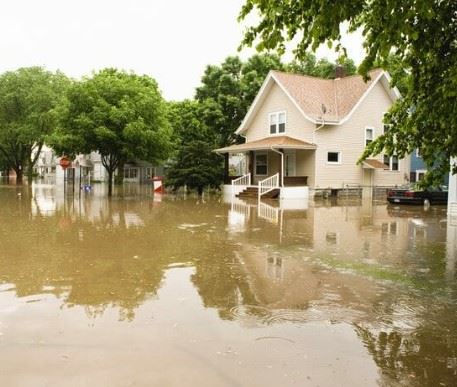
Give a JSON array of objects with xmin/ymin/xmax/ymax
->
[{"xmin": 285, "ymin": 152, "xmax": 296, "ymax": 177}]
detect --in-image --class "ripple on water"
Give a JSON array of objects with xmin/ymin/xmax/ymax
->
[{"xmin": 229, "ymin": 305, "xmax": 313, "ymax": 325}]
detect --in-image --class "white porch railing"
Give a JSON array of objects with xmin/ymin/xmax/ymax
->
[
  {"xmin": 231, "ymin": 173, "xmax": 251, "ymax": 195},
  {"xmin": 258, "ymin": 173, "xmax": 279, "ymax": 200},
  {"xmin": 258, "ymin": 201, "xmax": 279, "ymax": 224}
]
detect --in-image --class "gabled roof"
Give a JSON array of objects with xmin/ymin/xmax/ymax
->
[
  {"xmin": 214, "ymin": 135, "xmax": 316, "ymax": 154},
  {"xmin": 236, "ymin": 69, "xmax": 401, "ymax": 134}
]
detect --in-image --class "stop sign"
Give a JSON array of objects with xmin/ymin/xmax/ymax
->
[{"xmin": 59, "ymin": 156, "xmax": 71, "ymax": 170}]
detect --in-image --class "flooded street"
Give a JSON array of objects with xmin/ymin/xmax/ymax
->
[{"xmin": 1, "ymin": 183, "xmax": 456, "ymax": 386}]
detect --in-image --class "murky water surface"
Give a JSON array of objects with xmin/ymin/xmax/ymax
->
[{"xmin": 0, "ymin": 183, "xmax": 456, "ymax": 386}]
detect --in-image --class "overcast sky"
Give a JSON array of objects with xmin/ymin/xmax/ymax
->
[{"xmin": 0, "ymin": 0, "xmax": 365, "ymax": 101}]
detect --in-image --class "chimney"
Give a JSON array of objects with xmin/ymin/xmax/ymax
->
[{"xmin": 335, "ymin": 65, "xmax": 346, "ymax": 79}]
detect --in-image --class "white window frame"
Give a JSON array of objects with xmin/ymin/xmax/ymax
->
[
  {"xmin": 383, "ymin": 154, "xmax": 400, "ymax": 171},
  {"xmin": 255, "ymin": 152, "xmax": 268, "ymax": 176},
  {"xmin": 416, "ymin": 169, "xmax": 426, "ymax": 182},
  {"xmin": 269, "ymin": 111, "xmax": 286, "ymax": 135},
  {"xmin": 416, "ymin": 149, "xmax": 422, "ymax": 158},
  {"xmin": 365, "ymin": 127, "xmax": 375, "ymax": 147},
  {"xmin": 327, "ymin": 151, "xmax": 342, "ymax": 165}
]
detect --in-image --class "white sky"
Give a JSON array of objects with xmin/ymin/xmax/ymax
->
[{"xmin": 0, "ymin": 0, "xmax": 365, "ymax": 101}]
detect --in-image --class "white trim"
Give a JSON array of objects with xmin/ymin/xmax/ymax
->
[
  {"xmin": 327, "ymin": 151, "xmax": 342, "ymax": 165},
  {"xmin": 270, "ymin": 73, "xmax": 319, "ymax": 124},
  {"xmin": 338, "ymin": 71, "xmax": 388, "ymax": 125},
  {"xmin": 365, "ymin": 127, "xmax": 375, "ymax": 147},
  {"xmin": 383, "ymin": 71, "xmax": 402, "ymax": 100},
  {"xmin": 254, "ymin": 151, "xmax": 268, "ymax": 176},
  {"xmin": 416, "ymin": 149, "xmax": 422, "ymax": 158},
  {"xmin": 236, "ymin": 73, "xmax": 277, "ymax": 134}
]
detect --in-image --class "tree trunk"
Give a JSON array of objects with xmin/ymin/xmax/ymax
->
[
  {"xmin": 197, "ymin": 186, "xmax": 203, "ymax": 197},
  {"xmin": 114, "ymin": 160, "xmax": 125, "ymax": 185},
  {"xmin": 108, "ymin": 169, "xmax": 114, "ymax": 197},
  {"xmin": 27, "ymin": 165, "xmax": 33, "ymax": 184},
  {"xmin": 15, "ymin": 168, "xmax": 23, "ymax": 185}
]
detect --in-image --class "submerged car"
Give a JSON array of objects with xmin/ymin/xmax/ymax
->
[{"xmin": 387, "ymin": 186, "xmax": 448, "ymax": 205}]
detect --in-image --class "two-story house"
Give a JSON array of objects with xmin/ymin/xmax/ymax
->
[{"xmin": 216, "ymin": 69, "xmax": 409, "ymax": 200}]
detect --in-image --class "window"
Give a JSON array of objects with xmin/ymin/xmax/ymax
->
[
  {"xmin": 383, "ymin": 155, "xmax": 399, "ymax": 171},
  {"xmin": 416, "ymin": 170, "xmax": 426, "ymax": 182},
  {"xmin": 124, "ymin": 168, "xmax": 138, "ymax": 179},
  {"xmin": 255, "ymin": 153, "xmax": 267, "ymax": 175},
  {"xmin": 269, "ymin": 111, "xmax": 286, "ymax": 134},
  {"xmin": 365, "ymin": 127, "xmax": 374, "ymax": 146},
  {"xmin": 327, "ymin": 151, "xmax": 341, "ymax": 164},
  {"xmin": 391, "ymin": 155, "xmax": 399, "ymax": 171},
  {"xmin": 416, "ymin": 148, "xmax": 422, "ymax": 158}
]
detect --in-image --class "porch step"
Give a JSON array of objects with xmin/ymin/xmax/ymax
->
[{"xmin": 236, "ymin": 187, "xmax": 280, "ymax": 199}]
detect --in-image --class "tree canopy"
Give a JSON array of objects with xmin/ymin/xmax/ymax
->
[
  {"xmin": 166, "ymin": 100, "xmax": 223, "ymax": 195},
  {"xmin": 50, "ymin": 68, "xmax": 171, "ymax": 196},
  {"xmin": 0, "ymin": 67, "xmax": 70, "ymax": 183},
  {"xmin": 239, "ymin": 0, "xmax": 457, "ymax": 184}
]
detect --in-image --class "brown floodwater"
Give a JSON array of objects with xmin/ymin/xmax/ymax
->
[{"xmin": 0, "ymin": 182, "xmax": 456, "ymax": 386}]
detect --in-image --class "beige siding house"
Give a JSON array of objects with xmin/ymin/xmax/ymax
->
[{"xmin": 216, "ymin": 69, "xmax": 409, "ymax": 200}]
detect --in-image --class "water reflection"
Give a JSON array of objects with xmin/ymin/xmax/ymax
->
[{"xmin": 1, "ymin": 184, "xmax": 457, "ymax": 385}]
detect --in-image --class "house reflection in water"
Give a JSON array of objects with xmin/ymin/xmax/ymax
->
[
  {"xmin": 226, "ymin": 197, "xmax": 454, "ymax": 317},
  {"xmin": 225, "ymin": 198, "xmax": 457, "ymax": 385}
]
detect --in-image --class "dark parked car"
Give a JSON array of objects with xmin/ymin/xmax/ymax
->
[{"xmin": 387, "ymin": 186, "xmax": 448, "ymax": 205}]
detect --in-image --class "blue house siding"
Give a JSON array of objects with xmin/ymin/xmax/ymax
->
[{"xmin": 410, "ymin": 149, "xmax": 449, "ymax": 185}]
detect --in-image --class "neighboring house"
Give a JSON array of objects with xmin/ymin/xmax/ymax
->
[
  {"xmin": 32, "ymin": 148, "xmax": 159, "ymax": 185},
  {"xmin": 410, "ymin": 149, "xmax": 448, "ymax": 185},
  {"xmin": 215, "ymin": 69, "xmax": 409, "ymax": 200},
  {"xmin": 34, "ymin": 145, "xmax": 57, "ymax": 179}
]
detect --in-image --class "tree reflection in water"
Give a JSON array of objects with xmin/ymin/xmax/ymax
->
[{"xmin": 0, "ymin": 184, "xmax": 457, "ymax": 384}]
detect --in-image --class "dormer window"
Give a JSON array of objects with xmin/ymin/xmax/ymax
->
[{"xmin": 269, "ymin": 111, "xmax": 286, "ymax": 134}]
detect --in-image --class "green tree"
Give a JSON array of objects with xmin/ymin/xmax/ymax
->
[
  {"xmin": 51, "ymin": 68, "xmax": 171, "ymax": 196},
  {"xmin": 166, "ymin": 100, "xmax": 224, "ymax": 196},
  {"xmin": 196, "ymin": 54, "xmax": 284, "ymax": 147},
  {"xmin": 0, "ymin": 151, "xmax": 9, "ymax": 179},
  {"xmin": 286, "ymin": 53, "xmax": 356, "ymax": 78},
  {"xmin": 239, "ymin": 0, "xmax": 457, "ymax": 183},
  {"xmin": 0, "ymin": 67, "xmax": 69, "ymax": 184}
]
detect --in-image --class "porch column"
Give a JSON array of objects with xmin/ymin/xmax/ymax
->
[
  {"xmin": 249, "ymin": 151, "xmax": 254, "ymax": 181},
  {"xmin": 279, "ymin": 148, "xmax": 284, "ymax": 187},
  {"xmin": 224, "ymin": 153, "xmax": 229, "ymax": 184}
]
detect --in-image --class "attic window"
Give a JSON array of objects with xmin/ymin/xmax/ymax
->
[
  {"xmin": 365, "ymin": 127, "xmax": 374, "ymax": 146},
  {"xmin": 269, "ymin": 111, "xmax": 286, "ymax": 134}
]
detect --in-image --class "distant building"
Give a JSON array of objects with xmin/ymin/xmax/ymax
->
[{"xmin": 33, "ymin": 148, "xmax": 162, "ymax": 184}]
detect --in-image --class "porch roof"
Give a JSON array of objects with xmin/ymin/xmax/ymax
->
[
  {"xmin": 214, "ymin": 135, "xmax": 316, "ymax": 154},
  {"xmin": 362, "ymin": 159, "xmax": 389, "ymax": 169}
]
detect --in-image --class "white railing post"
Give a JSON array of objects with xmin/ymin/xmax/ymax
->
[
  {"xmin": 231, "ymin": 173, "xmax": 251, "ymax": 196},
  {"xmin": 258, "ymin": 173, "xmax": 280, "ymax": 200}
]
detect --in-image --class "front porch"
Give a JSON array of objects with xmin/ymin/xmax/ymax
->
[{"xmin": 215, "ymin": 135, "xmax": 316, "ymax": 201}]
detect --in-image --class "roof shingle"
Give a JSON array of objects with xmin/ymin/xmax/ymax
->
[{"xmin": 271, "ymin": 69, "xmax": 384, "ymax": 122}]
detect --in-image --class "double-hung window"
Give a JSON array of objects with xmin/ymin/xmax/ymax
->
[
  {"xmin": 383, "ymin": 155, "xmax": 399, "ymax": 171},
  {"xmin": 255, "ymin": 153, "xmax": 267, "ymax": 175},
  {"xmin": 269, "ymin": 112, "xmax": 286, "ymax": 134},
  {"xmin": 365, "ymin": 127, "xmax": 374, "ymax": 146}
]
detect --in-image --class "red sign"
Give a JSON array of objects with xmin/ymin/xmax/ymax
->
[{"xmin": 59, "ymin": 156, "xmax": 72, "ymax": 170}]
